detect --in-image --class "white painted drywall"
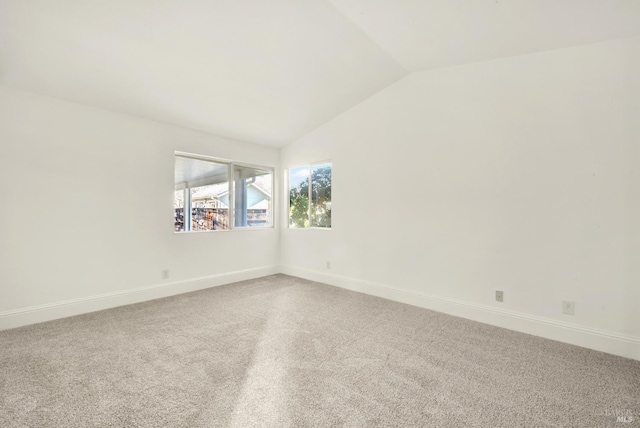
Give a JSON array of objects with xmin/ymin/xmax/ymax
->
[
  {"xmin": 0, "ymin": 86, "xmax": 280, "ymax": 315},
  {"xmin": 281, "ymin": 36, "xmax": 640, "ymax": 339}
]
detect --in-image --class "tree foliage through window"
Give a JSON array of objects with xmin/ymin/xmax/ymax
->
[{"xmin": 289, "ymin": 163, "xmax": 332, "ymax": 228}]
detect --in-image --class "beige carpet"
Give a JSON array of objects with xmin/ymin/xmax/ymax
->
[{"xmin": 1, "ymin": 274, "xmax": 638, "ymax": 427}]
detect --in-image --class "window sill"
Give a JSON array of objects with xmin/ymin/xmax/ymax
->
[{"xmin": 174, "ymin": 226, "xmax": 276, "ymax": 234}]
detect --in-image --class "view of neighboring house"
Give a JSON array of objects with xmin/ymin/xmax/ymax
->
[{"xmin": 174, "ymin": 180, "xmax": 272, "ymax": 231}]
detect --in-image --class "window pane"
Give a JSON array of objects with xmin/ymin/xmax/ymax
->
[
  {"xmin": 311, "ymin": 163, "xmax": 332, "ymax": 228},
  {"xmin": 191, "ymin": 183, "xmax": 229, "ymax": 231},
  {"xmin": 234, "ymin": 166, "xmax": 273, "ymax": 228},
  {"xmin": 174, "ymin": 156, "xmax": 229, "ymax": 232},
  {"xmin": 289, "ymin": 166, "xmax": 309, "ymax": 228}
]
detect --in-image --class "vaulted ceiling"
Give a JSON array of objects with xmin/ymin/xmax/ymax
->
[{"xmin": 1, "ymin": 1, "xmax": 639, "ymax": 147}]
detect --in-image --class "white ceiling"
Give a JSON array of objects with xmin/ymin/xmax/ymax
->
[
  {"xmin": 1, "ymin": 1, "xmax": 639, "ymax": 147},
  {"xmin": 329, "ymin": 0, "xmax": 640, "ymax": 72},
  {"xmin": 0, "ymin": 0, "xmax": 406, "ymax": 146}
]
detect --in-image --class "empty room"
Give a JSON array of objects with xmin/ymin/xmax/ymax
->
[{"xmin": 1, "ymin": 1, "xmax": 639, "ymax": 426}]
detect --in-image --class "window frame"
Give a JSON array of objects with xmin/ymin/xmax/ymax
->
[
  {"xmin": 287, "ymin": 160, "xmax": 332, "ymax": 230},
  {"xmin": 175, "ymin": 151, "xmax": 275, "ymax": 233}
]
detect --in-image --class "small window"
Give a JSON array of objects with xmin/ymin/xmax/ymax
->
[
  {"xmin": 288, "ymin": 162, "xmax": 332, "ymax": 228},
  {"xmin": 174, "ymin": 154, "xmax": 273, "ymax": 232}
]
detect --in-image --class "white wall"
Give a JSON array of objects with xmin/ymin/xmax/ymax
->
[
  {"xmin": 0, "ymin": 87, "xmax": 280, "ymax": 327},
  {"xmin": 281, "ymin": 37, "xmax": 640, "ymax": 358}
]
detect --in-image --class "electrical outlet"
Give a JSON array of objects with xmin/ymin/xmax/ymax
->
[
  {"xmin": 562, "ymin": 300, "xmax": 575, "ymax": 315},
  {"xmin": 495, "ymin": 290, "xmax": 504, "ymax": 302},
  {"xmin": 161, "ymin": 269, "xmax": 170, "ymax": 279},
  {"xmin": 326, "ymin": 261, "xmax": 331, "ymax": 269}
]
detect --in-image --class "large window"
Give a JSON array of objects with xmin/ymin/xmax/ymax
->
[
  {"xmin": 288, "ymin": 162, "xmax": 332, "ymax": 228},
  {"xmin": 174, "ymin": 154, "xmax": 273, "ymax": 232}
]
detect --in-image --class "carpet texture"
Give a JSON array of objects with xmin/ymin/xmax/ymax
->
[{"xmin": 1, "ymin": 274, "xmax": 638, "ymax": 427}]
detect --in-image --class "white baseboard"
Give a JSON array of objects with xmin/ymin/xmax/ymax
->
[
  {"xmin": 280, "ymin": 265, "xmax": 640, "ymax": 361},
  {"xmin": 0, "ymin": 266, "xmax": 279, "ymax": 331}
]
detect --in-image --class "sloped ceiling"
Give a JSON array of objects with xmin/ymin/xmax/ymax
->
[
  {"xmin": 329, "ymin": 0, "xmax": 640, "ymax": 72},
  {"xmin": 1, "ymin": 1, "xmax": 639, "ymax": 147},
  {"xmin": 0, "ymin": 0, "xmax": 407, "ymax": 146}
]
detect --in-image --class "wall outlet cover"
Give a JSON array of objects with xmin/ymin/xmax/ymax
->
[{"xmin": 562, "ymin": 300, "xmax": 575, "ymax": 315}]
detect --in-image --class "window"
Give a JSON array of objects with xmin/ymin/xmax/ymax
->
[
  {"xmin": 174, "ymin": 153, "xmax": 273, "ymax": 232},
  {"xmin": 288, "ymin": 162, "xmax": 332, "ymax": 228}
]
